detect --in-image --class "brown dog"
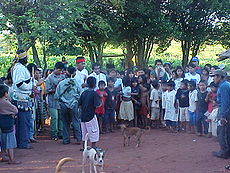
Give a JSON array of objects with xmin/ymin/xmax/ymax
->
[
  {"xmin": 120, "ymin": 124, "xmax": 144, "ymax": 147},
  {"xmin": 55, "ymin": 157, "xmax": 75, "ymax": 173}
]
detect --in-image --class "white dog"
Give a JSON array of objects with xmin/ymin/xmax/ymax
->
[{"xmin": 82, "ymin": 133, "xmax": 105, "ymax": 173}]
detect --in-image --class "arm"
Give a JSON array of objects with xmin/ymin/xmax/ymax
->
[
  {"xmin": 219, "ymin": 85, "xmax": 230, "ymax": 119},
  {"xmin": 45, "ymin": 76, "xmax": 55, "ymax": 94}
]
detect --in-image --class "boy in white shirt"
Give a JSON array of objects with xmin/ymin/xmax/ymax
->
[
  {"xmin": 185, "ymin": 63, "xmax": 200, "ymax": 85},
  {"xmin": 188, "ymin": 81, "xmax": 198, "ymax": 134},
  {"xmin": 150, "ymin": 80, "xmax": 160, "ymax": 128}
]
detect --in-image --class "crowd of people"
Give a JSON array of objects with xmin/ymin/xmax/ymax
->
[{"xmin": 0, "ymin": 50, "xmax": 230, "ymax": 166}]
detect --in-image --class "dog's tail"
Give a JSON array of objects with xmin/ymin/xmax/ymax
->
[
  {"xmin": 55, "ymin": 157, "xmax": 75, "ymax": 173},
  {"xmin": 84, "ymin": 133, "xmax": 89, "ymax": 150}
]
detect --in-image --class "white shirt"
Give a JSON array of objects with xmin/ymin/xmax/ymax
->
[
  {"xmin": 12, "ymin": 63, "xmax": 32, "ymax": 99},
  {"xmin": 161, "ymin": 91, "xmax": 167, "ymax": 109},
  {"xmin": 88, "ymin": 72, "xmax": 107, "ymax": 89},
  {"xmin": 174, "ymin": 78, "xmax": 183, "ymax": 90},
  {"xmin": 188, "ymin": 89, "xmax": 198, "ymax": 112},
  {"xmin": 122, "ymin": 86, "xmax": 131, "ymax": 98},
  {"xmin": 150, "ymin": 88, "xmax": 160, "ymax": 108},
  {"xmin": 185, "ymin": 72, "xmax": 200, "ymax": 84},
  {"xmin": 164, "ymin": 90, "xmax": 178, "ymax": 121},
  {"xmin": 74, "ymin": 68, "xmax": 88, "ymax": 88}
]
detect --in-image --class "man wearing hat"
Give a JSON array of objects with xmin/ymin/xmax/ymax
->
[
  {"xmin": 212, "ymin": 70, "xmax": 230, "ymax": 159},
  {"xmin": 74, "ymin": 56, "xmax": 88, "ymax": 90},
  {"xmin": 190, "ymin": 56, "xmax": 202, "ymax": 74},
  {"xmin": 11, "ymin": 49, "xmax": 33, "ymax": 149}
]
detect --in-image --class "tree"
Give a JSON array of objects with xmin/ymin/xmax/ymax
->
[
  {"xmin": 164, "ymin": 0, "xmax": 230, "ymax": 67},
  {"xmin": 112, "ymin": 0, "xmax": 174, "ymax": 68}
]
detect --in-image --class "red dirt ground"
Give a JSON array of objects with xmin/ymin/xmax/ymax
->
[{"xmin": 0, "ymin": 128, "xmax": 229, "ymax": 173}]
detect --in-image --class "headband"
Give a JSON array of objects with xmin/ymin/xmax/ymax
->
[
  {"xmin": 76, "ymin": 58, "xmax": 85, "ymax": 63},
  {"xmin": 16, "ymin": 52, "xmax": 27, "ymax": 59}
]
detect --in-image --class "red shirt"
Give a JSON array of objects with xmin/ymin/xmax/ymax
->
[
  {"xmin": 95, "ymin": 89, "xmax": 107, "ymax": 114},
  {"xmin": 207, "ymin": 92, "xmax": 217, "ymax": 113}
]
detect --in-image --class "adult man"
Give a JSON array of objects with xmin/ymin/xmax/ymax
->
[
  {"xmin": 212, "ymin": 70, "xmax": 230, "ymax": 159},
  {"xmin": 46, "ymin": 62, "xmax": 65, "ymax": 140},
  {"xmin": 55, "ymin": 66, "xmax": 82, "ymax": 145},
  {"xmin": 11, "ymin": 50, "xmax": 33, "ymax": 149},
  {"xmin": 89, "ymin": 63, "xmax": 107, "ymax": 89},
  {"xmin": 74, "ymin": 56, "xmax": 88, "ymax": 89}
]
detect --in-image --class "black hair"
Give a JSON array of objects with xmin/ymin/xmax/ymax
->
[
  {"xmin": 188, "ymin": 80, "xmax": 196, "ymax": 88},
  {"xmin": 67, "ymin": 66, "xmax": 76, "ymax": 74},
  {"xmin": 98, "ymin": 80, "xmax": 106, "ymax": 87},
  {"xmin": 122, "ymin": 76, "xmax": 131, "ymax": 87},
  {"xmin": 126, "ymin": 69, "xmax": 133, "ymax": 76},
  {"xmin": 155, "ymin": 59, "xmax": 163, "ymax": 65},
  {"xmin": 138, "ymin": 74, "xmax": 147, "ymax": 84},
  {"xmin": 199, "ymin": 80, "xmax": 207, "ymax": 85},
  {"xmin": 131, "ymin": 77, "xmax": 138, "ymax": 83},
  {"xmin": 119, "ymin": 71, "xmax": 125, "ymax": 76},
  {"xmin": 209, "ymin": 82, "xmax": 218, "ymax": 88},
  {"xmin": 152, "ymin": 80, "xmax": 159, "ymax": 89},
  {"xmin": 54, "ymin": 62, "xmax": 65, "ymax": 70},
  {"xmin": 75, "ymin": 56, "xmax": 85, "ymax": 63},
  {"xmin": 92, "ymin": 63, "xmax": 100, "ymax": 70},
  {"xmin": 181, "ymin": 79, "xmax": 189, "ymax": 86},
  {"xmin": 202, "ymin": 67, "xmax": 209, "ymax": 74},
  {"xmin": 188, "ymin": 63, "xmax": 196, "ymax": 68},
  {"xmin": 87, "ymin": 77, "xmax": 96, "ymax": 88},
  {"xmin": 163, "ymin": 62, "xmax": 172, "ymax": 69},
  {"xmin": 27, "ymin": 63, "xmax": 38, "ymax": 74},
  {"xmin": 204, "ymin": 64, "xmax": 212, "ymax": 69},
  {"xmin": 107, "ymin": 77, "xmax": 115, "ymax": 83},
  {"xmin": 0, "ymin": 84, "xmax": 9, "ymax": 98},
  {"xmin": 175, "ymin": 66, "xmax": 185, "ymax": 78},
  {"xmin": 167, "ymin": 81, "xmax": 175, "ymax": 88},
  {"xmin": 211, "ymin": 65, "xmax": 219, "ymax": 70}
]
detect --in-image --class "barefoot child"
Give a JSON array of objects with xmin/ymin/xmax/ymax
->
[
  {"xmin": 188, "ymin": 81, "xmax": 198, "ymax": 134},
  {"xmin": 164, "ymin": 81, "xmax": 178, "ymax": 132},
  {"xmin": 150, "ymin": 80, "xmax": 160, "ymax": 128},
  {"xmin": 0, "ymin": 84, "xmax": 20, "ymax": 164}
]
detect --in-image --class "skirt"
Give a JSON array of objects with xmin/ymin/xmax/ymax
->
[
  {"xmin": 119, "ymin": 101, "xmax": 134, "ymax": 121},
  {"xmin": 1, "ymin": 131, "xmax": 17, "ymax": 149}
]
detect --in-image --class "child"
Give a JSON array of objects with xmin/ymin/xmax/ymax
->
[
  {"xmin": 164, "ymin": 81, "xmax": 178, "ymax": 132},
  {"xmin": 95, "ymin": 80, "xmax": 107, "ymax": 134},
  {"xmin": 174, "ymin": 66, "xmax": 185, "ymax": 90},
  {"xmin": 131, "ymin": 77, "xmax": 141, "ymax": 127},
  {"xmin": 175, "ymin": 79, "xmax": 189, "ymax": 132},
  {"xmin": 205, "ymin": 82, "xmax": 218, "ymax": 137},
  {"xmin": 119, "ymin": 76, "xmax": 134, "ymax": 126},
  {"xmin": 105, "ymin": 77, "xmax": 117, "ymax": 132},
  {"xmin": 79, "ymin": 77, "xmax": 101, "ymax": 149},
  {"xmin": 185, "ymin": 63, "xmax": 201, "ymax": 85},
  {"xmin": 196, "ymin": 80, "xmax": 209, "ymax": 136},
  {"xmin": 150, "ymin": 80, "xmax": 160, "ymax": 128},
  {"xmin": 0, "ymin": 84, "xmax": 20, "ymax": 164},
  {"xmin": 188, "ymin": 81, "xmax": 198, "ymax": 134},
  {"xmin": 160, "ymin": 81, "xmax": 168, "ymax": 127}
]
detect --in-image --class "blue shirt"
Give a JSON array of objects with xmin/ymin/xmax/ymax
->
[{"xmin": 217, "ymin": 80, "xmax": 230, "ymax": 119}]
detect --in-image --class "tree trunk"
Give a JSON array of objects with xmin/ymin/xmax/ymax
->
[
  {"xmin": 181, "ymin": 40, "xmax": 191, "ymax": 67},
  {"xmin": 136, "ymin": 38, "xmax": 145, "ymax": 67},
  {"xmin": 41, "ymin": 40, "xmax": 47, "ymax": 70},
  {"xmin": 88, "ymin": 45, "xmax": 95, "ymax": 64},
  {"xmin": 191, "ymin": 42, "xmax": 200, "ymax": 57},
  {"xmin": 31, "ymin": 44, "xmax": 41, "ymax": 68},
  {"xmin": 125, "ymin": 41, "xmax": 134, "ymax": 69}
]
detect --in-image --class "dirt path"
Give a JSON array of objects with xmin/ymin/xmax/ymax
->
[{"xmin": 0, "ymin": 128, "xmax": 229, "ymax": 173}]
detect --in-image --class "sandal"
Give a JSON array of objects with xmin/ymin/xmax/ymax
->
[{"xmin": 8, "ymin": 161, "xmax": 21, "ymax": 164}]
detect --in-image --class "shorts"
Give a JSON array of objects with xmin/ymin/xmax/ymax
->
[
  {"xmin": 179, "ymin": 107, "xmax": 189, "ymax": 122},
  {"xmin": 165, "ymin": 120, "xmax": 177, "ymax": 127},
  {"xmin": 105, "ymin": 109, "xmax": 115, "ymax": 124},
  {"xmin": 151, "ymin": 107, "xmax": 160, "ymax": 120},
  {"xmin": 119, "ymin": 101, "xmax": 134, "ymax": 121},
  {"xmin": 81, "ymin": 115, "xmax": 99, "ymax": 143},
  {"xmin": 188, "ymin": 111, "xmax": 196, "ymax": 126}
]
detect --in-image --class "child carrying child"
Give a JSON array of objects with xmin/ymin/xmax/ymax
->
[{"xmin": 0, "ymin": 84, "xmax": 20, "ymax": 164}]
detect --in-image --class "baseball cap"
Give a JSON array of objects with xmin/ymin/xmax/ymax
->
[
  {"xmin": 191, "ymin": 57, "xmax": 199, "ymax": 62},
  {"xmin": 214, "ymin": 70, "xmax": 227, "ymax": 77}
]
